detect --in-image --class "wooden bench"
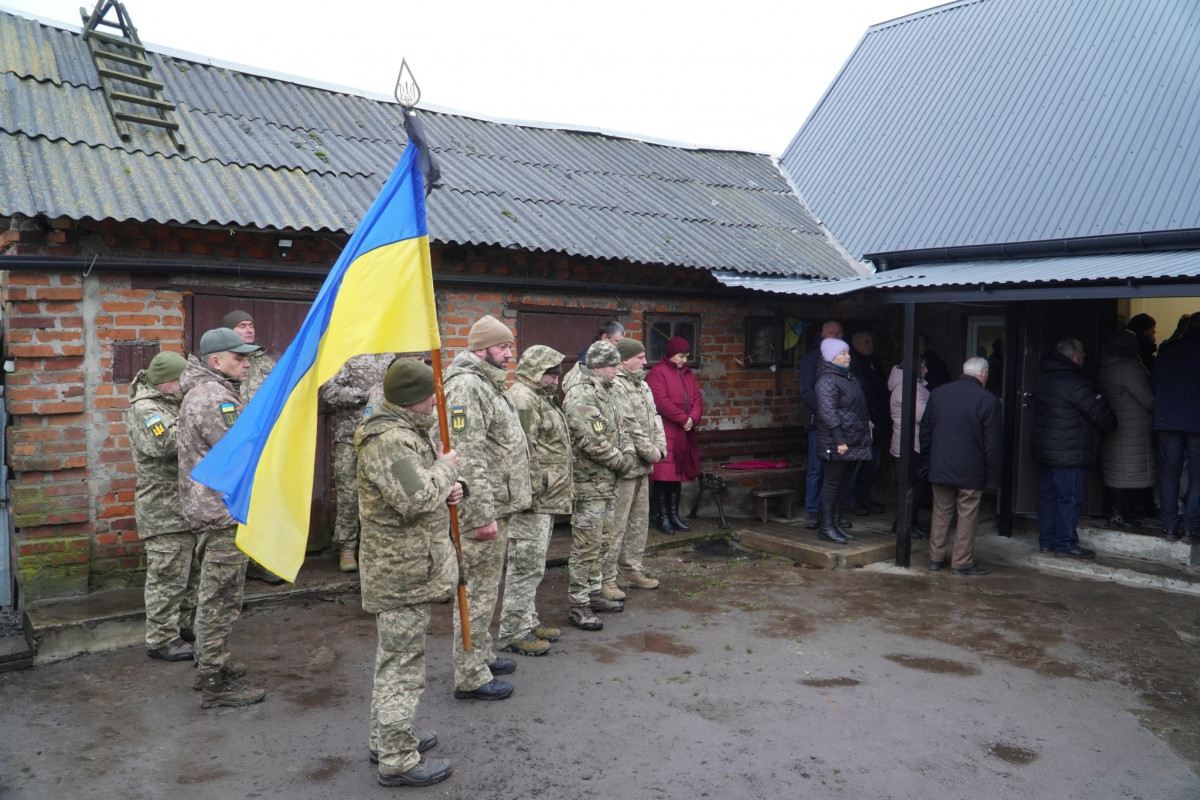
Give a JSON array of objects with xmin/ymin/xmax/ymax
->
[{"xmin": 686, "ymin": 426, "xmax": 808, "ymax": 521}]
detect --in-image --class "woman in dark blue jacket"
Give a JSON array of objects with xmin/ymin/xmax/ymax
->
[{"xmin": 815, "ymin": 339, "xmax": 872, "ymax": 543}]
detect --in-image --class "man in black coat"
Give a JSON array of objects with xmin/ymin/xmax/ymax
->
[
  {"xmin": 1152, "ymin": 313, "xmax": 1200, "ymax": 541},
  {"xmin": 846, "ymin": 330, "xmax": 890, "ymax": 514},
  {"xmin": 1031, "ymin": 338, "xmax": 1117, "ymax": 558},
  {"xmin": 920, "ymin": 358, "xmax": 1002, "ymax": 575}
]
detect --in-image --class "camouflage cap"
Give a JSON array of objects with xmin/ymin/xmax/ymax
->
[{"xmin": 585, "ymin": 340, "xmax": 621, "ymax": 368}]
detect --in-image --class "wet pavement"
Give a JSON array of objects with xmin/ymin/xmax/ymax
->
[{"xmin": 1, "ymin": 511, "xmax": 1197, "ymax": 799}]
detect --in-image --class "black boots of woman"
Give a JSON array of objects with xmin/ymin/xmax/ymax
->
[
  {"xmin": 655, "ymin": 482, "xmax": 691, "ymax": 534},
  {"xmin": 818, "ymin": 504, "xmax": 856, "ymax": 544}
]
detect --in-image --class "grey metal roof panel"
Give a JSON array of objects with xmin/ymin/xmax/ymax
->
[
  {"xmin": 715, "ymin": 251, "xmax": 1200, "ymax": 295},
  {"xmin": 780, "ymin": 0, "xmax": 1200, "ymax": 261},
  {"xmin": 0, "ymin": 8, "xmax": 856, "ymax": 279}
]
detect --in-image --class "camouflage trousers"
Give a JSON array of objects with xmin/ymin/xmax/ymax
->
[
  {"xmin": 497, "ymin": 511, "xmax": 552, "ymax": 647},
  {"xmin": 142, "ymin": 531, "xmax": 200, "ymax": 649},
  {"xmin": 333, "ymin": 442, "xmax": 360, "ymax": 549},
  {"xmin": 453, "ymin": 516, "xmax": 510, "ymax": 692},
  {"xmin": 603, "ymin": 475, "xmax": 650, "ymax": 583},
  {"xmin": 194, "ymin": 526, "xmax": 249, "ymax": 676},
  {"xmin": 569, "ymin": 496, "xmax": 614, "ymax": 607},
  {"xmin": 370, "ymin": 603, "xmax": 431, "ymax": 773}
]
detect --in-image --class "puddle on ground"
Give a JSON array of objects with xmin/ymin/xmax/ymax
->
[
  {"xmin": 884, "ymin": 653, "xmax": 980, "ymax": 676},
  {"xmin": 802, "ymin": 677, "xmax": 860, "ymax": 688},
  {"xmin": 304, "ymin": 756, "xmax": 346, "ymax": 781},
  {"xmin": 988, "ymin": 743, "xmax": 1038, "ymax": 764},
  {"xmin": 614, "ymin": 632, "xmax": 697, "ymax": 657},
  {"xmin": 686, "ymin": 539, "xmax": 760, "ymax": 561}
]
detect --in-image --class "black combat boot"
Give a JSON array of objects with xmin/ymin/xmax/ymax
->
[
  {"xmin": 668, "ymin": 482, "xmax": 691, "ymax": 532},
  {"xmin": 817, "ymin": 504, "xmax": 847, "ymax": 544},
  {"xmin": 655, "ymin": 488, "xmax": 675, "ymax": 534}
]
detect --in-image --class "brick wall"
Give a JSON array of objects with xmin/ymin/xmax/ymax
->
[{"xmin": 2, "ymin": 216, "xmax": 884, "ymax": 600}]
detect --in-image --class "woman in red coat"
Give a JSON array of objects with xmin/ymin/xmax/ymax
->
[{"xmin": 647, "ymin": 337, "xmax": 703, "ymax": 533}]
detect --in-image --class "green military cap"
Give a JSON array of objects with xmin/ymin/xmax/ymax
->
[
  {"xmin": 616, "ymin": 338, "xmax": 645, "ymax": 360},
  {"xmin": 146, "ymin": 351, "xmax": 187, "ymax": 385},
  {"xmin": 384, "ymin": 358, "xmax": 435, "ymax": 406},
  {"xmin": 200, "ymin": 327, "xmax": 260, "ymax": 356}
]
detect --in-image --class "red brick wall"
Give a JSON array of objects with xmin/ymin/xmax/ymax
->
[{"xmin": 2, "ymin": 216, "xmax": 881, "ymax": 599}]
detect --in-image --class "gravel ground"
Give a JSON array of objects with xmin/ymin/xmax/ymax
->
[{"xmin": 0, "ymin": 607, "xmax": 21, "ymax": 638}]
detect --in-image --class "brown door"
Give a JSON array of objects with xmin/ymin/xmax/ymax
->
[
  {"xmin": 517, "ymin": 310, "xmax": 622, "ymax": 375},
  {"xmin": 1013, "ymin": 298, "xmax": 1118, "ymax": 515},
  {"xmin": 184, "ymin": 292, "xmax": 333, "ymax": 552}
]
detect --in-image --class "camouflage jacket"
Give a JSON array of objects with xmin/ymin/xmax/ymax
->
[
  {"xmin": 319, "ymin": 353, "xmax": 395, "ymax": 444},
  {"xmin": 355, "ymin": 403, "xmax": 458, "ymax": 612},
  {"xmin": 561, "ymin": 361, "xmax": 592, "ymax": 394},
  {"xmin": 564, "ymin": 371, "xmax": 634, "ymax": 500},
  {"xmin": 241, "ymin": 348, "xmax": 275, "ymax": 403},
  {"xmin": 443, "ymin": 351, "xmax": 532, "ymax": 530},
  {"xmin": 507, "ymin": 346, "xmax": 574, "ymax": 514},
  {"xmin": 612, "ymin": 366, "xmax": 668, "ymax": 479},
  {"xmin": 126, "ymin": 371, "xmax": 189, "ymax": 537},
  {"xmin": 178, "ymin": 355, "xmax": 243, "ymax": 533}
]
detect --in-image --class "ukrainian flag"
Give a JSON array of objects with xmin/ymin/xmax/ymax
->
[{"xmin": 192, "ymin": 143, "xmax": 440, "ymax": 581}]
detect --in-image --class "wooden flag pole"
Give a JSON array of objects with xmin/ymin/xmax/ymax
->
[{"xmin": 430, "ymin": 348, "xmax": 471, "ymax": 651}]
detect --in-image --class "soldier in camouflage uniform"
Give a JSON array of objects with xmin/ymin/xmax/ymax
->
[
  {"xmin": 564, "ymin": 340, "xmax": 639, "ymax": 631},
  {"xmin": 127, "ymin": 350, "xmax": 198, "ymax": 662},
  {"xmin": 221, "ymin": 310, "xmax": 285, "ymax": 585},
  {"xmin": 443, "ymin": 315, "xmax": 531, "ymax": 701},
  {"xmin": 497, "ymin": 346, "xmax": 573, "ymax": 657},
  {"xmin": 222, "ymin": 310, "xmax": 276, "ymax": 402},
  {"xmin": 605, "ymin": 338, "xmax": 667, "ymax": 596},
  {"xmin": 357, "ymin": 359, "xmax": 461, "ymax": 788},
  {"xmin": 178, "ymin": 327, "xmax": 266, "ymax": 709},
  {"xmin": 320, "ymin": 353, "xmax": 396, "ymax": 573},
  {"xmin": 562, "ymin": 320, "xmax": 624, "ymax": 394}
]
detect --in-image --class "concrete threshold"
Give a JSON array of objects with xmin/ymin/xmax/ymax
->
[{"xmin": 732, "ymin": 516, "xmax": 924, "ymax": 569}]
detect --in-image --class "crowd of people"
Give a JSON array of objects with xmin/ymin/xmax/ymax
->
[{"xmin": 125, "ymin": 310, "xmax": 694, "ymax": 787}]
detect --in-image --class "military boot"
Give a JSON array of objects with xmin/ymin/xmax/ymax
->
[
  {"xmin": 568, "ymin": 605, "xmax": 603, "ymax": 631},
  {"xmin": 617, "ymin": 572, "xmax": 660, "ymax": 590},
  {"xmin": 193, "ymin": 660, "xmax": 247, "ymax": 691},
  {"xmin": 589, "ymin": 592, "xmax": 624, "ymax": 613},
  {"xmin": 147, "ymin": 637, "xmax": 194, "ymax": 662},
  {"xmin": 600, "ymin": 580, "xmax": 626, "ymax": 601},
  {"xmin": 199, "ymin": 667, "xmax": 265, "ymax": 709},
  {"xmin": 339, "ymin": 547, "xmax": 358, "ymax": 573},
  {"xmin": 500, "ymin": 635, "xmax": 550, "ymax": 656},
  {"xmin": 378, "ymin": 757, "xmax": 453, "ymax": 788},
  {"xmin": 532, "ymin": 625, "xmax": 561, "ymax": 642}
]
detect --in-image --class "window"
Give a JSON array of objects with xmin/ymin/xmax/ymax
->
[
  {"xmin": 744, "ymin": 316, "xmax": 794, "ymax": 368},
  {"xmin": 645, "ymin": 315, "xmax": 701, "ymax": 363}
]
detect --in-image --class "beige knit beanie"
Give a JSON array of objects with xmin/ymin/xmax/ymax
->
[{"xmin": 467, "ymin": 315, "xmax": 514, "ymax": 351}]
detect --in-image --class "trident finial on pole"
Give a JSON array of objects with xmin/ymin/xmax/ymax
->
[{"xmin": 394, "ymin": 59, "xmax": 420, "ymax": 109}]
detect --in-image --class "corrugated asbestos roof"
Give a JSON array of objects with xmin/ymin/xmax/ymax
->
[
  {"xmin": 715, "ymin": 251, "xmax": 1200, "ymax": 296},
  {"xmin": 779, "ymin": 0, "xmax": 1200, "ymax": 262},
  {"xmin": 0, "ymin": 8, "xmax": 857, "ymax": 280}
]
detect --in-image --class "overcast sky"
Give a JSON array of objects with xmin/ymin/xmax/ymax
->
[{"xmin": 6, "ymin": 0, "xmax": 938, "ymax": 154}]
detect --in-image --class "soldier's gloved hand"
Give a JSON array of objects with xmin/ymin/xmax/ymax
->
[{"xmin": 473, "ymin": 521, "xmax": 499, "ymax": 541}]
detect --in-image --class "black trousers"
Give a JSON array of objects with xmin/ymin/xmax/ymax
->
[{"xmin": 820, "ymin": 460, "xmax": 858, "ymax": 507}]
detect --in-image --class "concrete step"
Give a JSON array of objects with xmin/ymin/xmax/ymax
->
[
  {"xmin": 1027, "ymin": 550, "xmax": 1200, "ymax": 596},
  {"xmin": 732, "ymin": 517, "xmax": 925, "ymax": 569}
]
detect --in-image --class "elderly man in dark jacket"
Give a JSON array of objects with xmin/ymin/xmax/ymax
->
[
  {"xmin": 920, "ymin": 358, "xmax": 1002, "ymax": 575},
  {"xmin": 1152, "ymin": 313, "xmax": 1200, "ymax": 541},
  {"xmin": 1031, "ymin": 338, "xmax": 1117, "ymax": 558}
]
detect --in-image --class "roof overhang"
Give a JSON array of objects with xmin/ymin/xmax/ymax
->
[{"xmin": 715, "ymin": 251, "xmax": 1200, "ymax": 303}]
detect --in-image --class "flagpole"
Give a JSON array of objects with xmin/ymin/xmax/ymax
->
[{"xmin": 431, "ymin": 348, "xmax": 472, "ymax": 651}]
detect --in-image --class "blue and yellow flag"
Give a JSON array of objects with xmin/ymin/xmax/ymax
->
[{"xmin": 192, "ymin": 143, "xmax": 440, "ymax": 581}]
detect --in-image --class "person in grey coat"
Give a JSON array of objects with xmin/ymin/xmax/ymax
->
[
  {"xmin": 814, "ymin": 338, "xmax": 872, "ymax": 544},
  {"xmin": 1097, "ymin": 330, "xmax": 1156, "ymax": 529}
]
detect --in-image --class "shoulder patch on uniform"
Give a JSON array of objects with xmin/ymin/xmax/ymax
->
[
  {"xmin": 450, "ymin": 405, "xmax": 467, "ymax": 433},
  {"xmin": 392, "ymin": 453, "xmax": 425, "ymax": 496},
  {"xmin": 143, "ymin": 414, "xmax": 166, "ymax": 437},
  {"xmin": 219, "ymin": 402, "xmax": 238, "ymax": 426},
  {"xmin": 591, "ymin": 418, "xmax": 605, "ymax": 434},
  {"xmin": 363, "ymin": 406, "xmax": 373, "ymax": 419}
]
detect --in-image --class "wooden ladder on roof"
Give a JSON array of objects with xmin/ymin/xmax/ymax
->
[{"xmin": 81, "ymin": 0, "xmax": 186, "ymax": 151}]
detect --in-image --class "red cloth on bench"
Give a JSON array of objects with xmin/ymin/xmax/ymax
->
[{"xmin": 720, "ymin": 460, "xmax": 790, "ymax": 470}]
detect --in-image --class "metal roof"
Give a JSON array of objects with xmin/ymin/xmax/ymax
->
[
  {"xmin": 714, "ymin": 251, "xmax": 1200, "ymax": 296},
  {"xmin": 780, "ymin": 0, "xmax": 1200, "ymax": 262},
  {"xmin": 0, "ymin": 8, "xmax": 857, "ymax": 280}
]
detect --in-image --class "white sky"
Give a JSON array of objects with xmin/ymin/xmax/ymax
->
[{"xmin": 7, "ymin": 0, "xmax": 937, "ymax": 155}]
